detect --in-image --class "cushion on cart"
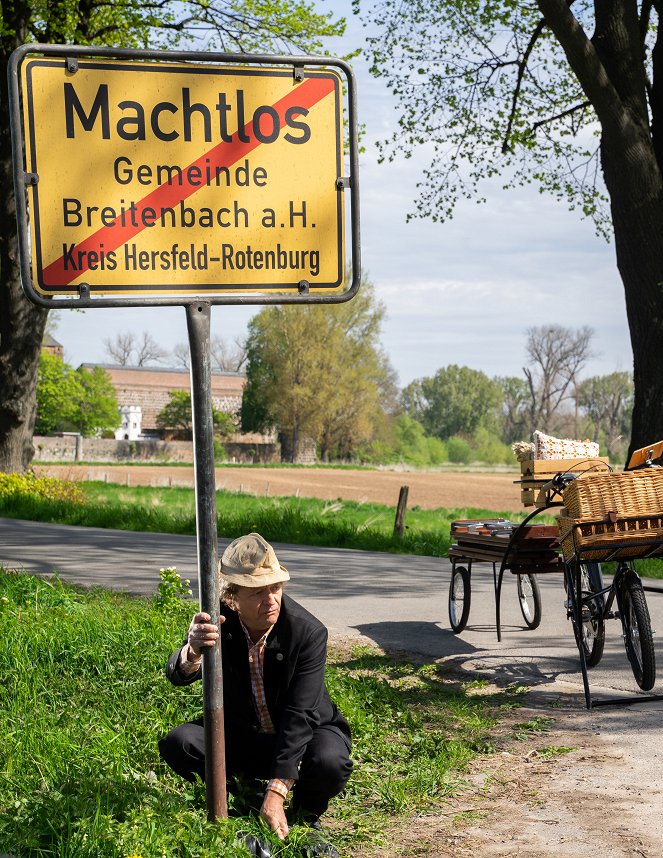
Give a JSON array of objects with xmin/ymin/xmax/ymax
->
[{"xmin": 533, "ymin": 430, "xmax": 599, "ymax": 460}]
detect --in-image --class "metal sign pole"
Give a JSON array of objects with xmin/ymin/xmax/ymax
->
[{"xmin": 186, "ymin": 302, "xmax": 227, "ymax": 820}]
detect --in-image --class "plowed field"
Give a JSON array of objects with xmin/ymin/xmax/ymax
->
[{"xmin": 36, "ymin": 464, "xmax": 524, "ymax": 512}]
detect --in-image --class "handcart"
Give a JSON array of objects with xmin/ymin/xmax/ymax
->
[
  {"xmin": 447, "ymin": 517, "xmax": 562, "ymax": 636},
  {"xmin": 450, "ymin": 455, "xmax": 610, "ymax": 641}
]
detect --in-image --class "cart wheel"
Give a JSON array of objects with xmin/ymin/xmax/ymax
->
[
  {"xmin": 448, "ymin": 565, "xmax": 471, "ymax": 633},
  {"xmin": 517, "ymin": 573, "xmax": 542, "ymax": 630},
  {"xmin": 618, "ymin": 568, "xmax": 656, "ymax": 691},
  {"xmin": 565, "ymin": 563, "xmax": 606, "ymax": 668}
]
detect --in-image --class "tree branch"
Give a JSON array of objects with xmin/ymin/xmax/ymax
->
[
  {"xmin": 527, "ymin": 99, "xmax": 591, "ymax": 137},
  {"xmin": 502, "ymin": 19, "xmax": 547, "ymax": 153}
]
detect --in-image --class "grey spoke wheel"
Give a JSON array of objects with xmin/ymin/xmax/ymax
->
[
  {"xmin": 565, "ymin": 562, "xmax": 605, "ymax": 668},
  {"xmin": 517, "ymin": 573, "xmax": 542, "ymax": 630},
  {"xmin": 618, "ymin": 569, "xmax": 656, "ymax": 691},
  {"xmin": 448, "ymin": 565, "xmax": 471, "ymax": 633},
  {"xmin": 579, "ymin": 563, "xmax": 605, "ymax": 668}
]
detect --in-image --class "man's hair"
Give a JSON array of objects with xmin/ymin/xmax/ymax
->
[
  {"xmin": 220, "ymin": 579, "xmax": 241, "ymax": 604},
  {"xmin": 220, "ymin": 579, "xmax": 286, "ymax": 606}
]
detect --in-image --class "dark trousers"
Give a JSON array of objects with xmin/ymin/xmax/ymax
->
[{"xmin": 158, "ymin": 720, "xmax": 353, "ymax": 819}]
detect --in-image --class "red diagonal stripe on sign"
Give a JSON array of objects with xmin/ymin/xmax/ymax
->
[{"xmin": 42, "ymin": 74, "xmax": 335, "ymax": 287}]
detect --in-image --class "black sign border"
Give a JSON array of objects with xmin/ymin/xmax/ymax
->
[{"xmin": 8, "ymin": 43, "xmax": 360, "ymax": 309}]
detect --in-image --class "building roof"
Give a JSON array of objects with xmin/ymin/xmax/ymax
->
[
  {"xmin": 42, "ymin": 334, "xmax": 63, "ymax": 348},
  {"xmin": 79, "ymin": 362, "xmax": 244, "ymax": 379}
]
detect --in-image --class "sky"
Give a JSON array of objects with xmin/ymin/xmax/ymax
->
[{"xmin": 51, "ymin": 3, "xmax": 633, "ymax": 389}]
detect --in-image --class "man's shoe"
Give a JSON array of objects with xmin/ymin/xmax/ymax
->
[
  {"xmin": 237, "ymin": 833, "xmax": 273, "ymax": 858},
  {"xmin": 300, "ymin": 823, "xmax": 339, "ymax": 858}
]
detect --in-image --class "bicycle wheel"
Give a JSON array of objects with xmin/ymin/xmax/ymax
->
[
  {"xmin": 565, "ymin": 562, "xmax": 605, "ymax": 668},
  {"xmin": 448, "ymin": 565, "xmax": 471, "ymax": 633},
  {"xmin": 517, "ymin": 573, "xmax": 542, "ymax": 630},
  {"xmin": 618, "ymin": 569, "xmax": 656, "ymax": 691}
]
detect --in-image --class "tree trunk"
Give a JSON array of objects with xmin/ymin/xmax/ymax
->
[
  {"xmin": 0, "ymin": 52, "xmax": 48, "ymax": 473},
  {"xmin": 608, "ymin": 187, "xmax": 663, "ymax": 462},
  {"xmin": 592, "ymin": 5, "xmax": 663, "ymax": 463},
  {"xmin": 599, "ymin": 122, "xmax": 663, "ymax": 461}
]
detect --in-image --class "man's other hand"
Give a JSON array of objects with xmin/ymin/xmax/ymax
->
[{"xmin": 260, "ymin": 790, "xmax": 289, "ymax": 840}]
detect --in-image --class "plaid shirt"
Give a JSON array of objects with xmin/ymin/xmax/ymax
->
[{"xmin": 239, "ymin": 621, "xmax": 295, "ymax": 799}]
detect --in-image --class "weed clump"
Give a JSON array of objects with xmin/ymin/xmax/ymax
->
[{"xmin": 0, "ymin": 469, "xmax": 83, "ymax": 503}]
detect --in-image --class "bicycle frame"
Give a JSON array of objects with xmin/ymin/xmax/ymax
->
[{"xmin": 564, "ymin": 552, "xmax": 663, "ymax": 708}]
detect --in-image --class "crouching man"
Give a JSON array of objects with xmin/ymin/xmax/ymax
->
[{"xmin": 159, "ymin": 533, "xmax": 353, "ymax": 856}]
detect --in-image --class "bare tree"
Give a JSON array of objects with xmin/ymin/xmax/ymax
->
[
  {"xmin": 42, "ymin": 311, "xmax": 61, "ymax": 339},
  {"xmin": 210, "ymin": 335, "xmax": 247, "ymax": 372},
  {"xmin": 104, "ymin": 331, "xmax": 169, "ymax": 367},
  {"xmin": 523, "ymin": 325, "xmax": 594, "ymax": 433},
  {"xmin": 171, "ymin": 342, "xmax": 190, "ymax": 370},
  {"xmin": 169, "ymin": 335, "xmax": 246, "ymax": 373},
  {"xmin": 104, "ymin": 332, "xmax": 136, "ymax": 366},
  {"xmin": 134, "ymin": 331, "xmax": 169, "ymax": 367},
  {"xmin": 578, "ymin": 371, "xmax": 633, "ymax": 458}
]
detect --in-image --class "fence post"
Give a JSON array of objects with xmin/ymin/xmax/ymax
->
[{"xmin": 393, "ymin": 485, "xmax": 409, "ymax": 539}]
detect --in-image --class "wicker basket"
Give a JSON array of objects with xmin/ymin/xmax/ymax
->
[
  {"xmin": 558, "ymin": 511, "xmax": 663, "ymax": 561},
  {"xmin": 518, "ymin": 457, "xmax": 609, "ymax": 508},
  {"xmin": 562, "ymin": 469, "xmax": 663, "ymax": 519}
]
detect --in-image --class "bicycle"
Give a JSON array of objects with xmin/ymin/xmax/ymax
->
[
  {"xmin": 551, "ymin": 467, "xmax": 658, "ymax": 698},
  {"xmin": 563, "ymin": 556, "xmax": 655, "ymax": 690}
]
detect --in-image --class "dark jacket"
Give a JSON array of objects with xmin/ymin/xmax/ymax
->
[{"xmin": 166, "ymin": 593, "xmax": 350, "ymax": 781}]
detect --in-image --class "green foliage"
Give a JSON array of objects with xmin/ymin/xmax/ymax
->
[
  {"xmin": 156, "ymin": 390, "xmax": 193, "ymax": 437},
  {"xmin": 361, "ymin": 414, "xmax": 448, "ymax": 466},
  {"xmin": 403, "ymin": 365, "xmax": 503, "ymax": 440},
  {"xmin": 395, "ymin": 414, "xmax": 445, "ymax": 465},
  {"xmin": 446, "ymin": 435, "xmax": 472, "ymax": 465},
  {"xmin": 577, "ymin": 371, "xmax": 633, "ymax": 460},
  {"xmin": 358, "ymin": 0, "xmax": 610, "ymax": 230},
  {"xmin": 471, "ymin": 426, "xmax": 514, "ymax": 466},
  {"xmin": 0, "ymin": 571, "xmax": 522, "ymax": 856},
  {"xmin": 36, "ymin": 353, "xmax": 119, "ymax": 437},
  {"xmin": 10, "ymin": 0, "xmax": 346, "ymax": 55},
  {"xmin": 35, "ymin": 352, "xmax": 81, "ymax": 435},
  {"xmin": 242, "ymin": 278, "xmax": 395, "ymax": 461},
  {"xmin": 157, "ymin": 391, "xmax": 236, "ymax": 441},
  {"xmin": 0, "ymin": 469, "xmax": 83, "ymax": 503},
  {"xmin": 76, "ymin": 365, "xmax": 121, "ymax": 436},
  {"xmin": 495, "ymin": 376, "xmax": 530, "ymax": 444}
]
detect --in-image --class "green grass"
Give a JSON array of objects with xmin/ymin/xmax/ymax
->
[
  {"xmin": 0, "ymin": 570, "xmax": 525, "ymax": 857},
  {"xmin": 0, "ymin": 479, "xmax": 532, "ymax": 559}
]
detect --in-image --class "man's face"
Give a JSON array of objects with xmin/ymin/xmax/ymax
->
[{"xmin": 233, "ymin": 583, "xmax": 283, "ymax": 636}]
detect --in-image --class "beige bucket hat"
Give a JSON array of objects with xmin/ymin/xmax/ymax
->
[{"xmin": 220, "ymin": 532, "xmax": 290, "ymax": 587}]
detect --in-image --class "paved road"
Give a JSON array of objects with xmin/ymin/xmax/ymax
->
[{"xmin": 3, "ymin": 516, "xmax": 663, "ymax": 705}]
